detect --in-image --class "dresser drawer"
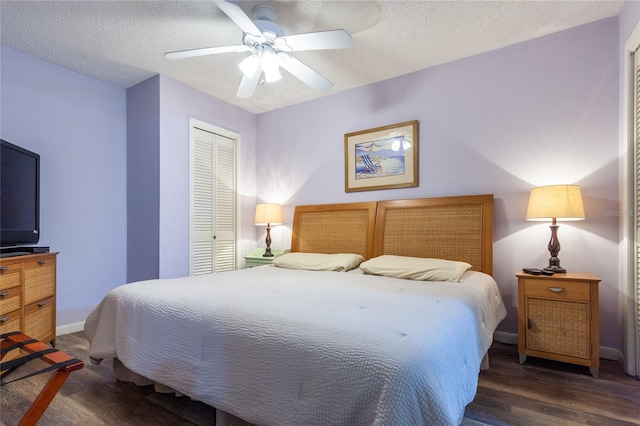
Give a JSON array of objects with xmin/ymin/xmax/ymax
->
[
  {"xmin": 0, "ymin": 309, "xmax": 22, "ymax": 335},
  {"xmin": 24, "ymin": 258, "xmax": 56, "ymax": 305},
  {"xmin": 24, "ymin": 295, "xmax": 55, "ymax": 342},
  {"xmin": 0, "ymin": 286, "xmax": 22, "ymax": 316},
  {"xmin": 0, "ymin": 262, "xmax": 22, "ymax": 290},
  {"xmin": 522, "ymin": 279, "xmax": 590, "ymax": 301}
]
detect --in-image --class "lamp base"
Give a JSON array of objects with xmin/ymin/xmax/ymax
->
[
  {"xmin": 544, "ymin": 264, "xmax": 566, "ymax": 274},
  {"xmin": 546, "ymin": 222, "xmax": 566, "ymax": 273},
  {"xmin": 263, "ymin": 224, "xmax": 274, "ymax": 257}
]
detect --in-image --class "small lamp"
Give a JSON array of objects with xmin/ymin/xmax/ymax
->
[
  {"xmin": 255, "ymin": 203, "xmax": 283, "ymax": 257},
  {"xmin": 526, "ymin": 185, "xmax": 585, "ymax": 273}
]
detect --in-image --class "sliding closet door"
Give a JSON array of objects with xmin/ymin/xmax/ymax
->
[
  {"xmin": 190, "ymin": 125, "xmax": 237, "ymax": 275},
  {"xmin": 633, "ymin": 49, "xmax": 640, "ymax": 376}
]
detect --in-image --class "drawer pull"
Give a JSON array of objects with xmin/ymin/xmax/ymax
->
[
  {"xmin": 527, "ymin": 318, "xmax": 533, "ymax": 329},
  {"xmin": 38, "ymin": 260, "xmax": 47, "ymax": 266},
  {"xmin": 548, "ymin": 287, "xmax": 565, "ymax": 293},
  {"xmin": 37, "ymin": 301, "xmax": 47, "ymax": 308},
  {"xmin": 0, "ymin": 290, "xmax": 8, "ymax": 298},
  {"xmin": 0, "ymin": 315, "xmax": 8, "ymax": 323},
  {"xmin": 0, "ymin": 266, "xmax": 8, "ymax": 271}
]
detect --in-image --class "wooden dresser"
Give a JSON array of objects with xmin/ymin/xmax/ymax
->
[
  {"xmin": 516, "ymin": 270, "xmax": 600, "ymax": 377},
  {"xmin": 0, "ymin": 252, "xmax": 57, "ymax": 345}
]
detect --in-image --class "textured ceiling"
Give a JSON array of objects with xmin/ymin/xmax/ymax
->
[{"xmin": 0, "ymin": 1, "xmax": 623, "ymax": 114}]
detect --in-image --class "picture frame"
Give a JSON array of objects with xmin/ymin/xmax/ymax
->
[{"xmin": 344, "ymin": 120, "xmax": 418, "ymax": 192}]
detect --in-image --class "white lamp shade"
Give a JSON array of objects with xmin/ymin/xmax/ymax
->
[
  {"xmin": 255, "ymin": 203, "xmax": 283, "ymax": 226},
  {"xmin": 526, "ymin": 185, "xmax": 585, "ymax": 221}
]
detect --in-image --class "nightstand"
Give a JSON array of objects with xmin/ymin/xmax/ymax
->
[
  {"xmin": 516, "ymin": 271, "xmax": 600, "ymax": 378},
  {"xmin": 244, "ymin": 248, "xmax": 288, "ymax": 268}
]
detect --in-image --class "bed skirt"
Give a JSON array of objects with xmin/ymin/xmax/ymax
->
[
  {"xmin": 107, "ymin": 352, "xmax": 490, "ymax": 426},
  {"xmin": 112, "ymin": 359, "xmax": 253, "ymax": 425}
]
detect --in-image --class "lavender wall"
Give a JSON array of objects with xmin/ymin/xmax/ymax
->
[
  {"xmin": 156, "ymin": 75, "xmax": 257, "ymax": 278},
  {"xmin": 0, "ymin": 46, "xmax": 127, "ymax": 325},
  {"xmin": 127, "ymin": 76, "xmax": 160, "ymax": 283},
  {"xmin": 257, "ymin": 19, "xmax": 620, "ymax": 349}
]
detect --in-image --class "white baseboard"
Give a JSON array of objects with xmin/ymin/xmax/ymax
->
[
  {"xmin": 602, "ymin": 346, "xmax": 622, "ymax": 362},
  {"xmin": 56, "ymin": 321, "xmax": 85, "ymax": 336},
  {"xmin": 493, "ymin": 331, "xmax": 618, "ymax": 361},
  {"xmin": 494, "ymin": 331, "xmax": 518, "ymax": 345}
]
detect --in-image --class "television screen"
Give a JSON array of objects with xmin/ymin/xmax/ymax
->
[{"xmin": 0, "ymin": 139, "xmax": 40, "ymax": 246}]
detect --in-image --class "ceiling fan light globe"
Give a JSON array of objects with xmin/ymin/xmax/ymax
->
[
  {"xmin": 239, "ymin": 54, "xmax": 260, "ymax": 77},
  {"xmin": 264, "ymin": 66, "xmax": 281, "ymax": 83},
  {"xmin": 261, "ymin": 45, "xmax": 281, "ymax": 82},
  {"xmin": 262, "ymin": 47, "xmax": 279, "ymax": 67}
]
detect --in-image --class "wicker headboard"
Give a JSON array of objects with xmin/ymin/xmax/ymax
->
[
  {"xmin": 290, "ymin": 194, "xmax": 493, "ymax": 275},
  {"xmin": 374, "ymin": 195, "xmax": 493, "ymax": 275},
  {"xmin": 291, "ymin": 202, "xmax": 377, "ymax": 258}
]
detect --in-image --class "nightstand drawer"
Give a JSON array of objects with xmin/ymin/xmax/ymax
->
[{"xmin": 523, "ymin": 279, "xmax": 590, "ymax": 301}]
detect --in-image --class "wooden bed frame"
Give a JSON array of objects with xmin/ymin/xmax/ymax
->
[
  {"xmin": 291, "ymin": 194, "xmax": 493, "ymax": 275},
  {"xmin": 86, "ymin": 193, "xmax": 498, "ymax": 426}
]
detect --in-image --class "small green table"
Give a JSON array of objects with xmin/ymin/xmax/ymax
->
[{"xmin": 243, "ymin": 248, "xmax": 289, "ymax": 268}]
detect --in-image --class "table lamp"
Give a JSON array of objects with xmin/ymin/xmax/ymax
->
[
  {"xmin": 525, "ymin": 185, "xmax": 585, "ymax": 273},
  {"xmin": 255, "ymin": 203, "xmax": 283, "ymax": 257}
]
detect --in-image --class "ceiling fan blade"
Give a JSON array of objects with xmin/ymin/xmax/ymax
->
[
  {"xmin": 276, "ymin": 30, "xmax": 352, "ymax": 52},
  {"xmin": 280, "ymin": 55, "xmax": 333, "ymax": 93},
  {"xmin": 236, "ymin": 66, "xmax": 262, "ymax": 98},
  {"xmin": 164, "ymin": 45, "xmax": 250, "ymax": 60},
  {"xmin": 214, "ymin": 1, "xmax": 265, "ymax": 41}
]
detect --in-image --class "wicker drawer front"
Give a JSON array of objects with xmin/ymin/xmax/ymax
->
[
  {"xmin": 24, "ymin": 260, "xmax": 55, "ymax": 306},
  {"xmin": 0, "ymin": 309, "xmax": 22, "ymax": 335},
  {"xmin": 0, "ymin": 286, "xmax": 22, "ymax": 316},
  {"xmin": 0, "ymin": 263, "xmax": 21, "ymax": 291},
  {"xmin": 523, "ymin": 279, "xmax": 589, "ymax": 301},
  {"xmin": 526, "ymin": 298, "xmax": 590, "ymax": 358},
  {"xmin": 24, "ymin": 296, "xmax": 55, "ymax": 342}
]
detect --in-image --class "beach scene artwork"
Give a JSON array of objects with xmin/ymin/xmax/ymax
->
[{"xmin": 355, "ymin": 136, "xmax": 406, "ymax": 179}]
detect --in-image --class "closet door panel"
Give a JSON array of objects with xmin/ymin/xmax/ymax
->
[{"xmin": 190, "ymin": 127, "xmax": 237, "ymax": 275}]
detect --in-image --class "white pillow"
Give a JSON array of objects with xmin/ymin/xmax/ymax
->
[
  {"xmin": 360, "ymin": 255, "xmax": 471, "ymax": 282},
  {"xmin": 273, "ymin": 252, "xmax": 365, "ymax": 272}
]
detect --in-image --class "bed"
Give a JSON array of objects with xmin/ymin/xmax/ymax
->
[{"xmin": 85, "ymin": 194, "xmax": 506, "ymax": 426}]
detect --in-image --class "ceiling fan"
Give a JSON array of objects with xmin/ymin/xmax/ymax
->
[{"xmin": 164, "ymin": 1, "xmax": 353, "ymax": 98}]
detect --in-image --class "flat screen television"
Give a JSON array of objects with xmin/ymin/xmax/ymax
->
[{"xmin": 1, "ymin": 139, "xmax": 40, "ymax": 247}]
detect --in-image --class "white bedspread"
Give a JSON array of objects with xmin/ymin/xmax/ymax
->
[{"xmin": 85, "ymin": 267, "xmax": 506, "ymax": 426}]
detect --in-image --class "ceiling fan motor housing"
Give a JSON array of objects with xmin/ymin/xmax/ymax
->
[{"xmin": 251, "ymin": 5, "xmax": 284, "ymax": 39}]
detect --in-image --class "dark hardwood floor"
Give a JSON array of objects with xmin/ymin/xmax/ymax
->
[
  {"xmin": 465, "ymin": 343, "xmax": 640, "ymax": 426},
  {"xmin": 1, "ymin": 332, "xmax": 638, "ymax": 425}
]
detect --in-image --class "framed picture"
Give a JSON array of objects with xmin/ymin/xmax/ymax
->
[{"xmin": 344, "ymin": 120, "xmax": 418, "ymax": 192}]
